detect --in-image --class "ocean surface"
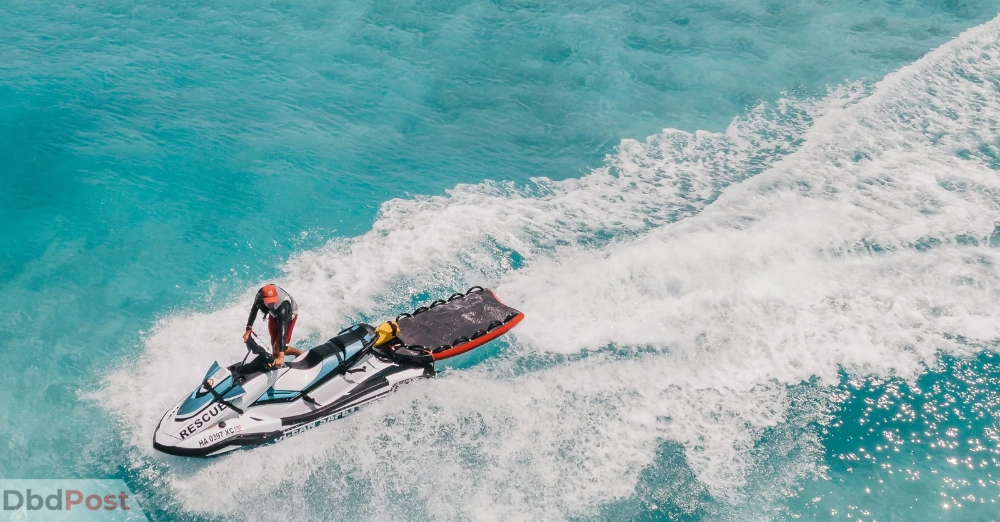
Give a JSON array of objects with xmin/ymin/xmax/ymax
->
[{"xmin": 4, "ymin": 0, "xmax": 1000, "ymax": 520}]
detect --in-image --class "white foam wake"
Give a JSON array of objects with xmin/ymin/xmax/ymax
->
[{"xmin": 101, "ymin": 15, "xmax": 1000, "ymax": 522}]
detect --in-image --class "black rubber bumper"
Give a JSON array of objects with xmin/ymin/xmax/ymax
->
[{"xmin": 152, "ymin": 431, "xmax": 282, "ymax": 458}]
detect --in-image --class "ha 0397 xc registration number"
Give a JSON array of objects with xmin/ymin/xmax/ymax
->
[{"xmin": 198, "ymin": 425, "xmax": 243, "ymax": 447}]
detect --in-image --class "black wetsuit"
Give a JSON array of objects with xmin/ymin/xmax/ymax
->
[{"xmin": 246, "ymin": 285, "xmax": 298, "ymax": 353}]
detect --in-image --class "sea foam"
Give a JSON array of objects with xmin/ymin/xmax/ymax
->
[{"xmin": 101, "ymin": 15, "xmax": 1000, "ymax": 522}]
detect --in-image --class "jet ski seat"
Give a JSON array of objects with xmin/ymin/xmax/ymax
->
[{"xmin": 287, "ymin": 323, "xmax": 377, "ymax": 371}]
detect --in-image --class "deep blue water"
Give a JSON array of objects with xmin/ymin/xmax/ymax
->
[{"xmin": 4, "ymin": 0, "xmax": 1000, "ymax": 520}]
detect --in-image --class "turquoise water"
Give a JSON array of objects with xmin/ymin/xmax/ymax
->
[{"xmin": 4, "ymin": 0, "xmax": 1000, "ymax": 520}]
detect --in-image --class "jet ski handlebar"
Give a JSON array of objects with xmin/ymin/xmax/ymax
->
[{"xmin": 244, "ymin": 337, "xmax": 274, "ymax": 363}]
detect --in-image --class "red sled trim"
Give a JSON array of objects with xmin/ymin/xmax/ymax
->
[{"xmin": 431, "ymin": 312, "xmax": 524, "ymax": 361}]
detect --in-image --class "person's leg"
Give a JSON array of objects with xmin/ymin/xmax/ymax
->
[
  {"xmin": 267, "ymin": 316, "xmax": 280, "ymax": 350},
  {"xmin": 283, "ymin": 316, "xmax": 301, "ymax": 355},
  {"xmin": 267, "ymin": 317, "xmax": 283, "ymax": 367}
]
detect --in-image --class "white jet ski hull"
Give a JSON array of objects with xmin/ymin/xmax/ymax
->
[
  {"xmin": 153, "ymin": 349, "xmax": 430, "ymax": 457},
  {"xmin": 153, "ymin": 287, "xmax": 523, "ymax": 457}
]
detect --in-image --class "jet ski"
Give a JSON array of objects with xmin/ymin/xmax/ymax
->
[{"xmin": 152, "ymin": 287, "xmax": 523, "ymax": 457}]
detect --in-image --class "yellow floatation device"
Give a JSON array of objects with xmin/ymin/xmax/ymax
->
[{"xmin": 373, "ymin": 320, "xmax": 399, "ymax": 346}]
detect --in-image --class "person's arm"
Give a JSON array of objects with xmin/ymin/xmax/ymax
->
[
  {"xmin": 246, "ymin": 296, "xmax": 261, "ymax": 329},
  {"xmin": 271, "ymin": 335, "xmax": 285, "ymax": 368},
  {"xmin": 243, "ymin": 294, "xmax": 261, "ymax": 341},
  {"xmin": 278, "ymin": 320, "xmax": 288, "ymax": 354}
]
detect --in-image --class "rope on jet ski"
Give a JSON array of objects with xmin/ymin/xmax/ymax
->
[
  {"xmin": 431, "ymin": 312, "xmax": 519, "ymax": 354},
  {"xmin": 202, "ymin": 379, "xmax": 245, "ymax": 415},
  {"xmin": 395, "ymin": 286, "xmax": 483, "ymax": 322}
]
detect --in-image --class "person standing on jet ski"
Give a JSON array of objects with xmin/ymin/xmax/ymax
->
[{"xmin": 242, "ymin": 284, "xmax": 304, "ymax": 368}]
